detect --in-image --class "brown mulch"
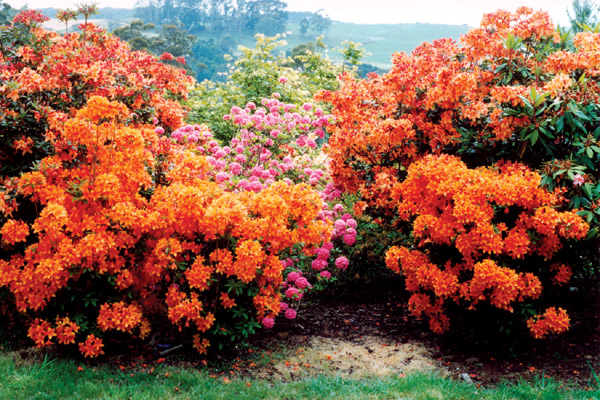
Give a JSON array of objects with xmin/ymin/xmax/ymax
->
[{"xmin": 245, "ymin": 278, "xmax": 600, "ymax": 387}]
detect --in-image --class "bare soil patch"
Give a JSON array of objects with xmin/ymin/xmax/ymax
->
[{"xmin": 244, "ymin": 278, "xmax": 600, "ymax": 388}]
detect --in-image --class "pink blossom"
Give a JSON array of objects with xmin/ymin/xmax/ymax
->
[
  {"xmin": 335, "ymin": 256, "xmax": 349, "ymax": 270},
  {"xmin": 346, "ymin": 219, "xmax": 357, "ymax": 229},
  {"xmin": 311, "ymin": 259, "xmax": 327, "ymax": 270},
  {"xmin": 284, "ymin": 309, "xmax": 297, "ymax": 319},
  {"xmin": 322, "ymin": 242, "xmax": 334, "ymax": 250},
  {"xmin": 280, "ymin": 302, "xmax": 289, "ymax": 311},
  {"xmin": 229, "ymin": 162, "xmax": 242, "ymax": 175},
  {"xmin": 334, "ymin": 219, "xmax": 346, "ymax": 230},
  {"xmin": 316, "ymin": 248, "xmax": 330, "ymax": 260},
  {"xmin": 307, "ymin": 139, "xmax": 317, "ymax": 149},
  {"xmin": 262, "ymin": 317, "xmax": 275, "ymax": 329},
  {"xmin": 216, "ymin": 172, "xmax": 230, "ymax": 183},
  {"xmin": 155, "ymin": 126, "xmax": 165, "ymax": 135},
  {"xmin": 287, "ymin": 271, "xmax": 301, "ymax": 283},
  {"xmin": 320, "ymin": 271, "xmax": 332, "ymax": 279},
  {"xmin": 214, "ymin": 149, "xmax": 227, "ymax": 159},
  {"xmin": 279, "ymin": 77, "xmax": 288, "ymax": 84},
  {"xmin": 246, "ymin": 102, "xmax": 256, "ymax": 110},
  {"xmin": 213, "ymin": 160, "xmax": 226, "ymax": 170},
  {"xmin": 343, "ymin": 234, "xmax": 356, "ymax": 246},
  {"xmin": 285, "ymin": 287, "xmax": 299, "ymax": 299},
  {"xmin": 303, "ymin": 103, "xmax": 313, "ymax": 111},
  {"xmin": 273, "ymin": 92, "xmax": 281, "ymax": 98},
  {"xmin": 171, "ymin": 131, "xmax": 184, "ymax": 141},
  {"xmin": 295, "ymin": 277, "xmax": 309, "ymax": 289},
  {"xmin": 223, "ymin": 114, "xmax": 232, "ymax": 120},
  {"xmin": 296, "ymin": 136, "xmax": 306, "ymax": 146},
  {"xmin": 573, "ymin": 174, "xmax": 585, "ymax": 186},
  {"xmin": 152, "ymin": 117, "xmax": 159, "ymax": 125}
]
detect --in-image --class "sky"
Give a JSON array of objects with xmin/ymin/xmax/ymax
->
[{"xmin": 4, "ymin": 0, "xmax": 575, "ymax": 27}]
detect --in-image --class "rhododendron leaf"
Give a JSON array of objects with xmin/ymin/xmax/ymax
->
[
  {"xmin": 530, "ymin": 130, "xmax": 539, "ymax": 145},
  {"xmin": 568, "ymin": 102, "xmax": 590, "ymax": 121}
]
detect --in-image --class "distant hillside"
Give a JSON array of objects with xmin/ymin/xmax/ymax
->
[
  {"xmin": 280, "ymin": 22, "xmax": 472, "ymax": 70},
  {"xmin": 35, "ymin": 6, "xmax": 472, "ymax": 73}
]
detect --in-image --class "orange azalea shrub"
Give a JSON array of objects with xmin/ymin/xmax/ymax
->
[
  {"xmin": 317, "ymin": 7, "xmax": 600, "ymax": 221},
  {"xmin": 0, "ymin": 10, "xmax": 191, "ymax": 180},
  {"xmin": 384, "ymin": 155, "xmax": 587, "ymax": 337},
  {"xmin": 1, "ymin": 96, "xmax": 330, "ymax": 356},
  {"xmin": 318, "ymin": 7, "xmax": 596, "ymax": 337},
  {"xmin": 0, "ymin": 12, "xmax": 332, "ymax": 356}
]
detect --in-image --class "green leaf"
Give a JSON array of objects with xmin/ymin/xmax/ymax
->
[
  {"xmin": 568, "ymin": 102, "xmax": 591, "ymax": 121},
  {"xmin": 530, "ymin": 130, "xmax": 539, "ymax": 145},
  {"xmin": 586, "ymin": 147, "xmax": 594, "ymax": 158},
  {"xmin": 586, "ymin": 227, "xmax": 598, "ymax": 240},
  {"xmin": 583, "ymin": 183, "xmax": 593, "ymax": 199}
]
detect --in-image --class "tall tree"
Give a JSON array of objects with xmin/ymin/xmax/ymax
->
[{"xmin": 567, "ymin": 0, "xmax": 599, "ymax": 31}]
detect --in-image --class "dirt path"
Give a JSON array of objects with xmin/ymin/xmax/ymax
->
[{"xmin": 245, "ymin": 284, "xmax": 600, "ymax": 387}]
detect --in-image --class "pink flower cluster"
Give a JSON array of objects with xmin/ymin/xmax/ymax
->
[
  {"xmin": 278, "ymin": 267, "xmax": 315, "ymax": 320},
  {"xmin": 171, "ymin": 96, "xmax": 335, "ymax": 194},
  {"xmin": 170, "ymin": 124, "xmax": 213, "ymax": 145},
  {"xmin": 332, "ymin": 214, "xmax": 358, "ymax": 246}
]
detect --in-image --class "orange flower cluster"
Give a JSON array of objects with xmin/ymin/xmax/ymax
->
[
  {"xmin": 55, "ymin": 316, "xmax": 80, "ymax": 345},
  {"xmin": 27, "ymin": 318, "xmax": 56, "ymax": 347},
  {"xmin": 385, "ymin": 155, "xmax": 587, "ymax": 336},
  {"xmin": 527, "ymin": 307, "xmax": 570, "ymax": 339},
  {"xmin": 27, "ymin": 316, "xmax": 80, "ymax": 347},
  {"xmin": 2, "ymin": 93, "xmax": 331, "ymax": 356},
  {"xmin": 97, "ymin": 301, "xmax": 143, "ymax": 333},
  {"xmin": 0, "ymin": 17, "xmax": 192, "ymax": 185},
  {"xmin": 0, "ymin": 219, "xmax": 29, "ymax": 245},
  {"xmin": 316, "ymin": 7, "xmax": 597, "ymax": 201},
  {"xmin": 78, "ymin": 334, "xmax": 104, "ymax": 358}
]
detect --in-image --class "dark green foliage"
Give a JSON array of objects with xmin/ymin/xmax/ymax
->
[{"xmin": 0, "ymin": 2, "xmax": 14, "ymax": 26}]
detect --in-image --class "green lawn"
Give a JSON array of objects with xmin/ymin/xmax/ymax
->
[{"xmin": 1, "ymin": 352, "xmax": 598, "ymax": 400}]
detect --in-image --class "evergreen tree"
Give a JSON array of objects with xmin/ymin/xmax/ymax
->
[{"xmin": 567, "ymin": 0, "xmax": 599, "ymax": 32}]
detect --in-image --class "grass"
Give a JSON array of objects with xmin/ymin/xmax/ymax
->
[{"xmin": 1, "ymin": 352, "xmax": 599, "ymax": 400}]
